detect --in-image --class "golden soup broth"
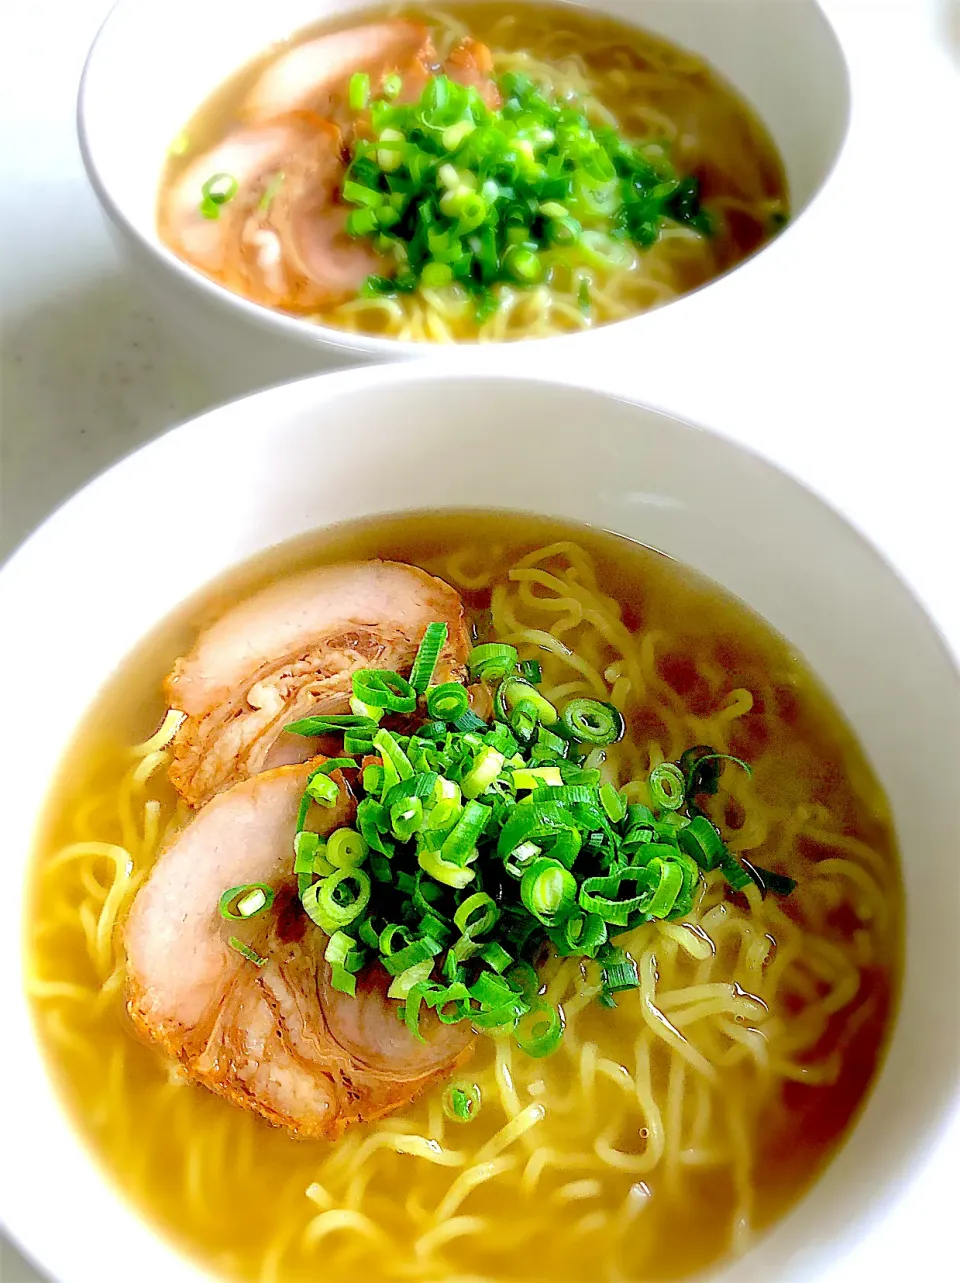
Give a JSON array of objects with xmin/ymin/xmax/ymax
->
[
  {"xmin": 28, "ymin": 512, "xmax": 899, "ymax": 1283},
  {"xmin": 159, "ymin": 3, "xmax": 788, "ymax": 341}
]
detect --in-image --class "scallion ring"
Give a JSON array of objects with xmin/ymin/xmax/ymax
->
[
  {"xmin": 218, "ymin": 882, "xmax": 276, "ymax": 921},
  {"xmin": 352, "ymin": 669, "xmax": 418, "ymax": 713},
  {"xmin": 443, "ymin": 1081, "xmax": 481, "ymax": 1122},
  {"xmin": 648, "ymin": 762, "xmax": 686, "ymax": 811},
  {"xmin": 426, "ymin": 682, "xmax": 469, "ymax": 721},
  {"xmin": 468, "ymin": 643, "xmax": 518, "ymax": 682},
  {"xmin": 301, "ymin": 868, "xmax": 371, "ymax": 934},
  {"xmin": 200, "ymin": 172, "xmax": 238, "ymax": 206},
  {"xmin": 515, "ymin": 1002, "xmax": 563, "ymax": 1058},
  {"xmin": 559, "ymin": 698, "xmax": 625, "ymax": 745},
  {"xmin": 520, "ymin": 857, "xmax": 577, "ymax": 926}
]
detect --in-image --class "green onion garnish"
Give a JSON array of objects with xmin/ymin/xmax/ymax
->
[
  {"xmin": 679, "ymin": 746, "xmax": 752, "ymax": 798},
  {"xmin": 341, "ymin": 71, "xmax": 710, "ymax": 319},
  {"xmin": 742, "ymin": 861, "xmax": 798, "ymax": 898},
  {"xmin": 228, "ymin": 936, "xmax": 267, "ymax": 967},
  {"xmin": 306, "ymin": 771, "xmax": 341, "ymax": 808},
  {"xmin": 443, "ymin": 1081, "xmax": 481, "ymax": 1122},
  {"xmin": 223, "ymin": 624, "xmax": 793, "ymax": 1056},
  {"xmin": 199, "ymin": 172, "xmax": 238, "ymax": 220},
  {"xmin": 521, "ymin": 858, "xmax": 577, "ymax": 926},
  {"xmin": 558, "ymin": 698, "xmax": 625, "ymax": 745},
  {"xmin": 349, "ymin": 72, "xmax": 370, "ymax": 112},
  {"xmin": 218, "ymin": 882, "xmax": 276, "ymax": 921},
  {"xmin": 258, "ymin": 171, "xmax": 284, "ymax": 212},
  {"xmin": 515, "ymin": 1003, "xmax": 564, "ymax": 1058},
  {"xmin": 426, "ymin": 682, "xmax": 470, "ymax": 721},
  {"xmin": 648, "ymin": 762, "xmax": 686, "ymax": 811},
  {"xmin": 409, "ymin": 621, "xmax": 449, "ymax": 693},
  {"xmin": 353, "ymin": 669, "xmax": 418, "ymax": 713},
  {"xmin": 286, "ymin": 714, "xmax": 378, "ymax": 735},
  {"xmin": 468, "ymin": 643, "xmax": 519, "ymax": 682}
]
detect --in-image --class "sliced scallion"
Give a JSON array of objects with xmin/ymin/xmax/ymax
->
[
  {"xmin": 443, "ymin": 1081, "xmax": 481, "ymax": 1122},
  {"xmin": 218, "ymin": 882, "xmax": 275, "ymax": 921},
  {"xmin": 409, "ymin": 621, "xmax": 449, "ymax": 693}
]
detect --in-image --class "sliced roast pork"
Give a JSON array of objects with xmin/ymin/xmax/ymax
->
[
  {"xmin": 166, "ymin": 560, "xmax": 471, "ymax": 809},
  {"xmin": 125, "ymin": 759, "xmax": 473, "ymax": 1138}
]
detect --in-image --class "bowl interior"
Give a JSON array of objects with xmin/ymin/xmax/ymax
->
[
  {"xmin": 80, "ymin": 0, "xmax": 850, "ymax": 334},
  {"xmin": 1, "ymin": 370, "xmax": 958, "ymax": 1283}
]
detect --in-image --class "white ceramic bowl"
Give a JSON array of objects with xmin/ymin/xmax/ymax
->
[
  {"xmin": 78, "ymin": 0, "xmax": 850, "ymax": 369},
  {"xmin": 1, "ymin": 367, "xmax": 958, "ymax": 1283}
]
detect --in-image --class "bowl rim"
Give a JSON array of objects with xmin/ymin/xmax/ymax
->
[
  {"xmin": 1, "ymin": 363, "xmax": 959, "ymax": 1283},
  {"xmin": 75, "ymin": 0, "xmax": 851, "ymax": 362}
]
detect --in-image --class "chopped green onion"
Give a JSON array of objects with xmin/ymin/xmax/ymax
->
[
  {"xmin": 387, "ymin": 958, "xmax": 435, "ymax": 998},
  {"xmin": 461, "ymin": 746, "xmax": 505, "ymax": 799},
  {"xmin": 242, "ymin": 651, "xmax": 777, "ymax": 1060},
  {"xmin": 504, "ymin": 245, "xmax": 542, "ymax": 283},
  {"xmin": 468, "ymin": 643, "xmax": 518, "ymax": 682},
  {"xmin": 306, "ymin": 771, "xmax": 341, "ymax": 808},
  {"xmin": 409, "ymin": 622, "xmax": 449, "ymax": 693},
  {"xmin": 286, "ymin": 714, "xmax": 377, "ymax": 735},
  {"xmin": 521, "ymin": 858, "xmax": 577, "ymax": 926},
  {"xmin": 677, "ymin": 814, "xmax": 725, "ymax": 870},
  {"xmin": 480, "ymin": 941, "xmax": 513, "ymax": 972},
  {"xmin": 453, "ymin": 709, "xmax": 489, "ymax": 733},
  {"xmin": 340, "ymin": 70, "xmax": 709, "ymax": 315},
  {"xmin": 218, "ymin": 882, "xmax": 275, "ymax": 921},
  {"xmin": 496, "ymin": 677, "xmax": 558, "ymax": 728},
  {"xmin": 418, "ymin": 848, "xmax": 476, "ymax": 889},
  {"xmin": 373, "ymin": 729, "xmax": 414, "ymax": 782},
  {"xmin": 302, "ymin": 867, "xmax": 371, "ymax": 934},
  {"xmin": 353, "ymin": 669, "xmax": 417, "ymax": 713},
  {"xmin": 648, "ymin": 762, "xmax": 686, "ymax": 811},
  {"xmin": 200, "ymin": 172, "xmax": 238, "ymax": 206},
  {"xmin": 599, "ymin": 781, "xmax": 626, "ymax": 823},
  {"xmin": 258, "ymin": 171, "xmax": 284, "ymax": 212},
  {"xmin": 512, "ymin": 766, "xmax": 562, "ymax": 790},
  {"xmin": 601, "ymin": 953, "xmax": 640, "ymax": 994},
  {"xmin": 559, "ymin": 698, "xmax": 625, "ymax": 745},
  {"xmin": 443, "ymin": 1081, "xmax": 481, "ymax": 1122},
  {"xmin": 517, "ymin": 660, "xmax": 542, "ymax": 684},
  {"xmin": 441, "ymin": 799, "xmax": 489, "ymax": 859},
  {"xmin": 349, "ymin": 72, "xmax": 370, "ymax": 111},
  {"xmin": 326, "ymin": 828, "xmax": 368, "ymax": 868},
  {"xmin": 515, "ymin": 1003, "xmax": 563, "ymax": 1057},
  {"xmin": 454, "ymin": 892, "xmax": 499, "ymax": 938},
  {"xmin": 325, "ymin": 931, "xmax": 362, "ymax": 996},
  {"xmin": 391, "ymin": 795, "xmax": 424, "ymax": 841},
  {"xmin": 719, "ymin": 850, "xmax": 754, "ymax": 892},
  {"xmin": 350, "ymin": 695, "xmax": 384, "ymax": 722},
  {"xmin": 426, "ymin": 682, "xmax": 469, "ymax": 721},
  {"xmin": 742, "ymin": 861, "xmax": 797, "ymax": 897},
  {"xmin": 228, "ymin": 936, "xmax": 267, "ymax": 967}
]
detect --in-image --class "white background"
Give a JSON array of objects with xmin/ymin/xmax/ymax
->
[{"xmin": 1, "ymin": 1, "xmax": 958, "ymax": 1280}]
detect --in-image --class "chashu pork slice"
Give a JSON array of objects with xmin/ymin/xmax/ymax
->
[
  {"xmin": 125, "ymin": 759, "xmax": 474, "ymax": 1138},
  {"xmin": 166, "ymin": 560, "xmax": 471, "ymax": 809}
]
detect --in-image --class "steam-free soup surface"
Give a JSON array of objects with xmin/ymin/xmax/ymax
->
[
  {"xmin": 159, "ymin": 3, "xmax": 788, "ymax": 342},
  {"xmin": 29, "ymin": 511, "xmax": 899, "ymax": 1283}
]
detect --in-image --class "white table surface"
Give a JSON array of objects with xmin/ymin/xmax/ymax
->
[{"xmin": 1, "ymin": 1, "xmax": 958, "ymax": 1281}]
